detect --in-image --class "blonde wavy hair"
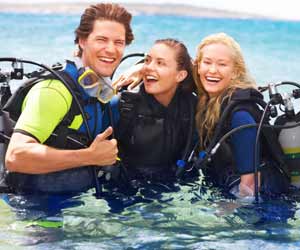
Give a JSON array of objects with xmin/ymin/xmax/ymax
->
[{"xmin": 193, "ymin": 33, "xmax": 256, "ymax": 149}]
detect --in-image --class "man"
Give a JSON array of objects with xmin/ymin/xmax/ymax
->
[{"xmin": 4, "ymin": 3, "xmax": 134, "ymax": 194}]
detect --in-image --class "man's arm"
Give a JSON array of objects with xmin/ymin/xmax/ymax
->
[
  {"xmin": 5, "ymin": 127, "xmax": 118, "ymax": 174},
  {"xmin": 112, "ymin": 63, "xmax": 144, "ymax": 90}
]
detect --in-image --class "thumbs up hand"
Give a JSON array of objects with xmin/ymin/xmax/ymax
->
[{"xmin": 87, "ymin": 127, "xmax": 118, "ymax": 166}]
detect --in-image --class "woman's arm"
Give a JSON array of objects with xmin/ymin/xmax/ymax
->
[{"xmin": 231, "ymin": 110, "xmax": 260, "ymax": 197}]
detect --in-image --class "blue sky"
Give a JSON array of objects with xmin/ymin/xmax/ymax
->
[{"xmin": 117, "ymin": 0, "xmax": 299, "ymax": 20}]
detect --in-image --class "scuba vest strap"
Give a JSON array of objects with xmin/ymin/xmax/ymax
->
[
  {"xmin": 180, "ymin": 92, "xmax": 196, "ymax": 161},
  {"xmin": 54, "ymin": 70, "xmax": 82, "ymax": 127},
  {"xmin": 176, "ymin": 93, "xmax": 197, "ymax": 178},
  {"xmin": 51, "ymin": 125, "xmax": 69, "ymax": 148},
  {"xmin": 117, "ymin": 90, "xmax": 141, "ymax": 138},
  {"xmin": 231, "ymin": 88, "xmax": 264, "ymax": 101},
  {"xmin": 106, "ymin": 102, "xmax": 115, "ymax": 138},
  {"xmin": 44, "ymin": 69, "xmax": 85, "ymax": 148}
]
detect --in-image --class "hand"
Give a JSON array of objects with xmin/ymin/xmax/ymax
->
[
  {"xmin": 87, "ymin": 127, "xmax": 118, "ymax": 166},
  {"xmin": 238, "ymin": 183, "xmax": 254, "ymax": 197},
  {"xmin": 230, "ymin": 183, "xmax": 256, "ymax": 203},
  {"xmin": 112, "ymin": 63, "xmax": 144, "ymax": 91}
]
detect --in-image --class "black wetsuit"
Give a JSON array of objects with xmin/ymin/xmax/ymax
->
[{"xmin": 117, "ymin": 85, "xmax": 197, "ymax": 182}]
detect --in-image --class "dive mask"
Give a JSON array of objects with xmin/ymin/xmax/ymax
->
[{"xmin": 78, "ymin": 68, "xmax": 116, "ymax": 103}]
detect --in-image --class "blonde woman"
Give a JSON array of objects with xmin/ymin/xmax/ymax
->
[{"xmin": 194, "ymin": 33, "xmax": 289, "ymax": 199}]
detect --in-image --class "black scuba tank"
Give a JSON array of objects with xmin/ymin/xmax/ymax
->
[{"xmin": 275, "ymin": 93, "xmax": 300, "ymax": 188}]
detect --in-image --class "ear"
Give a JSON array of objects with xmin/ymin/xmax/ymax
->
[
  {"xmin": 78, "ymin": 37, "xmax": 87, "ymax": 51},
  {"xmin": 176, "ymin": 70, "xmax": 188, "ymax": 83}
]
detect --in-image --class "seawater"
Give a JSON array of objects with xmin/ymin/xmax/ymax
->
[{"xmin": 1, "ymin": 12, "xmax": 300, "ymax": 250}]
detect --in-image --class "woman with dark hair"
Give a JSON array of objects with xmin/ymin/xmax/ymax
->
[{"xmin": 117, "ymin": 39, "xmax": 197, "ymax": 182}]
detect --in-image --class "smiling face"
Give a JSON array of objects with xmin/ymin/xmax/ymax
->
[
  {"xmin": 79, "ymin": 20, "xmax": 126, "ymax": 77},
  {"xmin": 198, "ymin": 42, "xmax": 236, "ymax": 98},
  {"xmin": 143, "ymin": 43, "xmax": 187, "ymax": 106}
]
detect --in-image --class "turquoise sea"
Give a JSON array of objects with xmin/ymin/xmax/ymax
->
[{"xmin": 1, "ymin": 11, "xmax": 300, "ymax": 250}]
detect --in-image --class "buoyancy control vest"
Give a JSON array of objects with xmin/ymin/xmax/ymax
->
[
  {"xmin": 117, "ymin": 85, "xmax": 197, "ymax": 181},
  {"xmin": 1, "ymin": 60, "xmax": 108, "ymax": 194},
  {"xmin": 202, "ymin": 88, "xmax": 290, "ymax": 195}
]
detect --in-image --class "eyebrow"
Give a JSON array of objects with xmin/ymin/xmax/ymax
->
[
  {"xmin": 202, "ymin": 57, "xmax": 230, "ymax": 62},
  {"xmin": 114, "ymin": 38, "xmax": 126, "ymax": 42},
  {"xmin": 146, "ymin": 54, "xmax": 168, "ymax": 63},
  {"xmin": 156, "ymin": 57, "xmax": 166, "ymax": 61},
  {"xmin": 94, "ymin": 35, "xmax": 125, "ymax": 41}
]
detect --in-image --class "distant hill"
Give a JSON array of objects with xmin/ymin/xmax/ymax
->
[{"xmin": 0, "ymin": 2, "xmax": 267, "ymax": 19}]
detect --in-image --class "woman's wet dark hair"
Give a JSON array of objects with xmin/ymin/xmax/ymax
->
[
  {"xmin": 155, "ymin": 38, "xmax": 196, "ymax": 92},
  {"xmin": 75, "ymin": 3, "xmax": 134, "ymax": 57}
]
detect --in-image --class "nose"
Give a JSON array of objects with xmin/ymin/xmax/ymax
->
[
  {"xmin": 105, "ymin": 41, "xmax": 116, "ymax": 54},
  {"xmin": 208, "ymin": 63, "xmax": 217, "ymax": 73}
]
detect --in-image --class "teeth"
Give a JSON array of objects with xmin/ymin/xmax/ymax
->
[
  {"xmin": 146, "ymin": 75, "xmax": 158, "ymax": 81},
  {"xmin": 206, "ymin": 76, "xmax": 220, "ymax": 82},
  {"xmin": 100, "ymin": 57, "xmax": 115, "ymax": 63}
]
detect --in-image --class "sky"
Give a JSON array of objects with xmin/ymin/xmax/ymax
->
[
  {"xmin": 118, "ymin": 0, "xmax": 299, "ymax": 20},
  {"xmin": 0, "ymin": 0, "xmax": 299, "ymax": 20}
]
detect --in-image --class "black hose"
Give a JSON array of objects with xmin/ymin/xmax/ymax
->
[
  {"xmin": 259, "ymin": 81, "xmax": 300, "ymax": 92},
  {"xmin": 254, "ymin": 100, "xmax": 272, "ymax": 203},
  {"xmin": 111, "ymin": 53, "xmax": 145, "ymax": 79},
  {"xmin": 120, "ymin": 53, "xmax": 145, "ymax": 63},
  {"xmin": 278, "ymin": 81, "xmax": 300, "ymax": 89},
  {"xmin": 208, "ymin": 120, "xmax": 300, "ymax": 149}
]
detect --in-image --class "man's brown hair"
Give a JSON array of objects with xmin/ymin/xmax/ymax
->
[{"xmin": 75, "ymin": 3, "xmax": 134, "ymax": 57}]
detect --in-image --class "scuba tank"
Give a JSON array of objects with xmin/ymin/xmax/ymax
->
[{"xmin": 275, "ymin": 92, "xmax": 300, "ymax": 188}]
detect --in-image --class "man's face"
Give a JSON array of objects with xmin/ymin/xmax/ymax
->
[{"xmin": 79, "ymin": 20, "xmax": 126, "ymax": 77}]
